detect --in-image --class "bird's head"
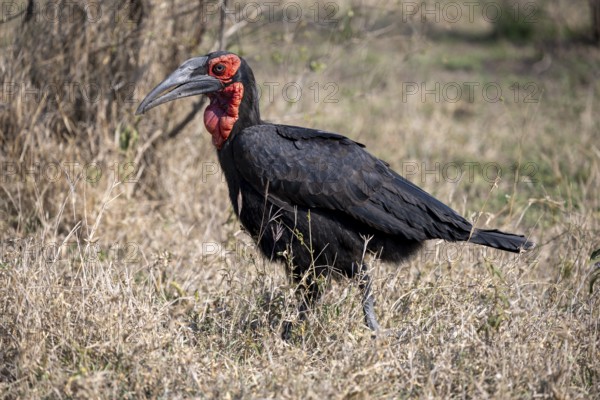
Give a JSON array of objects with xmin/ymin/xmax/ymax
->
[{"xmin": 136, "ymin": 51, "xmax": 260, "ymax": 149}]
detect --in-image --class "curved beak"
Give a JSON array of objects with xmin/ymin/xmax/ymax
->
[{"xmin": 135, "ymin": 56, "xmax": 224, "ymax": 115}]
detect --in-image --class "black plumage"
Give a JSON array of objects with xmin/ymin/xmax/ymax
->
[{"xmin": 136, "ymin": 51, "xmax": 534, "ymax": 336}]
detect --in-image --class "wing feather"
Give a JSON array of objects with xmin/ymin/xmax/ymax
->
[{"xmin": 232, "ymin": 124, "xmax": 473, "ymax": 241}]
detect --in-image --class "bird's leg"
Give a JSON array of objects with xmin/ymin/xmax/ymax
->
[
  {"xmin": 358, "ymin": 263, "xmax": 380, "ymax": 332},
  {"xmin": 282, "ymin": 268, "xmax": 323, "ymax": 340}
]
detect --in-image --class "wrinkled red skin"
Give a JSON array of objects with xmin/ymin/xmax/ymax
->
[
  {"xmin": 204, "ymin": 83, "xmax": 244, "ymax": 149},
  {"xmin": 203, "ymin": 54, "xmax": 243, "ymax": 149}
]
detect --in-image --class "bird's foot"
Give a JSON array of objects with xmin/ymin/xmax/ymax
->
[{"xmin": 281, "ymin": 320, "xmax": 293, "ymax": 341}]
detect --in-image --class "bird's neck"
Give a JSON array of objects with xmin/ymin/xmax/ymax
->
[{"xmin": 204, "ymin": 82, "xmax": 261, "ymax": 150}]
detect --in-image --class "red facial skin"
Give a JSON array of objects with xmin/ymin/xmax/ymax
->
[{"xmin": 204, "ymin": 54, "xmax": 244, "ymax": 149}]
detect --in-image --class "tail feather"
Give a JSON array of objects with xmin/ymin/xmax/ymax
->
[{"xmin": 470, "ymin": 228, "xmax": 535, "ymax": 253}]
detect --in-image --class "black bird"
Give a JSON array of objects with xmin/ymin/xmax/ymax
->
[{"xmin": 136, "ymin": 51, "xmax": 534, "ymax": 336}]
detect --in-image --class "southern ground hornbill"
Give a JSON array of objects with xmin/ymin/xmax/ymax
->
[{"xmin": 136, "ymin": 51, "xmax": 534, "ymax": 337}]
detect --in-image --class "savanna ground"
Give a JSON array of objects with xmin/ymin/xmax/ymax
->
[{"xmin": 1, "ymin": 0, "xmax": 599, "ymax": 398}]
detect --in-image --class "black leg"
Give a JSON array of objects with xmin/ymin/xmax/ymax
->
[
  {"xmin": 358, "ymin": 263, "xmax": 380, "ymax": 331},
  {"xmin": 282, "ymin": 269, "xmax": 324, "ymax": 340}
]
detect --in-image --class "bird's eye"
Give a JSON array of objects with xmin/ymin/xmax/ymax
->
[{"xmin": 212, "ymin": 63, "xmax": 226, "ymax": 76}]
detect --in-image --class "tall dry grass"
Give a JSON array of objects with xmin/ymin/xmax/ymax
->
[{"xmin": 1, "ymin": 0, "xmax": 599, "ymax": 398}]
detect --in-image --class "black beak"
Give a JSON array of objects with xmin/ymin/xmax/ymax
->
[{"xmin": 135, "ymin": 56, "xmax": 224, "ymax": 115}]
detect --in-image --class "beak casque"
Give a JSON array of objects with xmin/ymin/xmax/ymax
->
[{"xmin": 135, "ymin": 56, "xmax": 224, "ymax": 115}]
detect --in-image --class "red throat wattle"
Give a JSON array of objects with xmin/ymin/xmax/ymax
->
[{"xmin": 204, "ymin": 82, "xmax": 244, "ymax": 149}]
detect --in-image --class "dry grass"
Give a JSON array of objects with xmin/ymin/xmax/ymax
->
[{"xmin": 1, "ymin": 0, "xmax": 599, "ymax": 398}]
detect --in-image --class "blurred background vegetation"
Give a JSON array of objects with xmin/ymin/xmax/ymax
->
[
  {"xmin": 0, "ymin": 0, "xmax": 599, "ymax": 398},
  {"xmin": 0, "ymin": 0, "xmax": 598, "ymax": 232}
]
